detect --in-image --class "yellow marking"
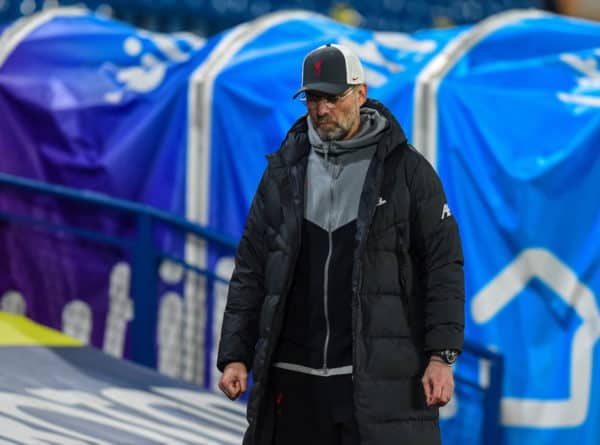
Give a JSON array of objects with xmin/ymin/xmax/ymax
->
[{"xmin": 0, "ymin": 311, "xmax": 81, "ymax": 346}]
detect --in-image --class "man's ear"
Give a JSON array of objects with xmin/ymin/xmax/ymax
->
[{"xmin": 357, "ymin": 83, "xmax": 368, "ymax": 106}]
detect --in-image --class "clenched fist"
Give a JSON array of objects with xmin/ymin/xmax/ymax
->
[
  {"xmin": 421, "ymin": 359, "xmax": 455, "ymax": 407},
  {"xmin": 218, "ymin": 362, "xmax": 248, "ymax": 400}
]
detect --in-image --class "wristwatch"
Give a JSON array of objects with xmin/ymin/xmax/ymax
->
[{"xmin": 429, "ymin": 349, "xmax": 459, "ymax": 365}]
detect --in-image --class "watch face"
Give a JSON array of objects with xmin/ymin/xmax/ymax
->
[
  {"xmin": 430, "ymin": 349, "xmax": 459, "ymax": 364},
  {"xmin": 443, "ymin": 350, "xmax": 458, "ymax": 364}
]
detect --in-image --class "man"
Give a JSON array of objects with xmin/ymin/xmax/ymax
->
[{"xmin": 217, "ymin": 43, "xmax": 464, "ymax": 445}]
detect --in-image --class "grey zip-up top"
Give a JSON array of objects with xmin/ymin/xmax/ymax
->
[{"xmin": 272, "ymin": 107, "xmax": 388, "ymax": 376}]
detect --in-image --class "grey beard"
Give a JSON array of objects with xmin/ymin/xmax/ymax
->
[{"xmin": 317, "ymin": 125, "xmax": 347, "ymax": 141}]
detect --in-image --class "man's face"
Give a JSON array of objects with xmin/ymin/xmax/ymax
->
[{"xmin": 306, "ymin": 84, "xmax": 367, "ymax": 141}]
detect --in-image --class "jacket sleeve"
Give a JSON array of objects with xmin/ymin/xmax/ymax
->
[
  {"xmin": 216, "ymin": 170, "xmax": 268, "ymax": 372},
  {"xmin": 408, "ymin": 155, "xmax": 465, "ymax": 353}
]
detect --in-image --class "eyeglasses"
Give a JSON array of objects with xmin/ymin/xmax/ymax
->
[{"xmin": 301, "ymin": 86, "xmax": 356, "ymax": 107}]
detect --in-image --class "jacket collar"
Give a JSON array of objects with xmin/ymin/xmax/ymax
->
[
  {"xmin": 268, "ymin": 116, "xmax": 310, "ymax": 168},
  {"xmin": 363, "ymin": 98, "xmax": 407, "ymax": 160}
]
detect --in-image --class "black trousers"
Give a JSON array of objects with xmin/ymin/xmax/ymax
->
[{"xmin": 270, "ymin": 367, "xmax": 360, "ymax": 445}]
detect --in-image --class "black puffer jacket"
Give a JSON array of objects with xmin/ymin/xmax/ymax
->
[{"xmin": 217, "ymin": 99, "xmax": 464, "ymax": 445}]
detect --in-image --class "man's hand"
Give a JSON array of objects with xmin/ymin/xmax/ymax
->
[
  {"xmin": 421, "ymin": 359, "xmax": 455, "ymax": 407},
  {"xmin": 218, "ymin": 362, "xmax": 248, "ymax": 400}
]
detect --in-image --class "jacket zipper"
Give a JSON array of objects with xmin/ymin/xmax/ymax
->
[
  {"xmin": 322, "ymin": 214, "xmax": 333, "ymax": 373},
  {"xmin": 322, "ymin": 148, "xmax": 334, "ymax": 374},
  {"xmin": 352, "ymin": 158, "xmax": 382, "ymax": 378},
  {"xmin": 286, "ymin": 165, "xmax": 304, "ymax": 305},
  {"xmin": 352, "ymin": 266, "xmax": 363, "ymax": 381}
]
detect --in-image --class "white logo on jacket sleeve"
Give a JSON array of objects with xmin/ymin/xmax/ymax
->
[
  {"xmin": 376, "ymin": 196, "xmax": 387, "ymax": 207},
  {"xmin": 441, "ymin": 203, "xmax": 452, "ymax": 220}
]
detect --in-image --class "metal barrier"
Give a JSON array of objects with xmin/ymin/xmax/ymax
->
[
  {"xmin": 0, "ymin": 171, "xmax": 237, "ymax": 370},
  {"xmin": 448, "ymin": 340, "xmax": 504, "ymax": 445}
]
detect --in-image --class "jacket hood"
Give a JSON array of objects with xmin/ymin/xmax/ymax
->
[
  {"xmin": 272, "ymin": 99, "xmax": 408, "ymax": 167},
  {"xmin": 307, "ymin": 107, "xmax": 388, "ymax": 158}
]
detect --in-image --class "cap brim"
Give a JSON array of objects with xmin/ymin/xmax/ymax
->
[{"xmin": 292, "ymin": 82, "xmax": 349, "ymax": 99}]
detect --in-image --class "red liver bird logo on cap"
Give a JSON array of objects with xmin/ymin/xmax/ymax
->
[{"xmin": 314, "ymin": 59, "xmax": 323, "ymax": 77}]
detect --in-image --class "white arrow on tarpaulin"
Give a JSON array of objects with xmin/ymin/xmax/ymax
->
[{"xmin": 471, "ymin": 248, "xmax": 600, "ymax": 428}]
